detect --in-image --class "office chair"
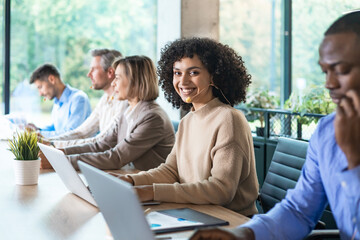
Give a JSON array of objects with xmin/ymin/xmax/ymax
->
[
  {"xmin": 258, "ymin": 137, "xmax": 308, "ymax": 213},
  {"xmin": 257, "ymin": 137, "xmax": 340, "ymax": 240},
  {"xmin": 304, "ymin": 229, "xmax": 340, "ymax": 240}
]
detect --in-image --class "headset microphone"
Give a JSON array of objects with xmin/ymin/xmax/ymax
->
[
  {"xmin": 185, "ymin": 97, "xmax": 192, "ymax": 103},
  {"xmin": 185, "ymin": 85, "xmax": 211, "ymax": 103},
  {"xmin": 185, "ymin": 83, "xmax": 231, "ymax": 105}
]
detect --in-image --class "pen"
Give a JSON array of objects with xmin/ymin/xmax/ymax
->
[{"xmin": 144, "ymin": 208, "xmax": 151, "ymax": 215}]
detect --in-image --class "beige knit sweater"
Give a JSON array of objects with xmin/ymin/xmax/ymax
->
[{"xmin": 129, "ymin": 98, "xmax": 259, "ymax": 216}]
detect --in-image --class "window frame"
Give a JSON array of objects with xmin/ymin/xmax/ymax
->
[{"xmin": 3, "ymin": 0, "xmax": 10, "ymax": 114}]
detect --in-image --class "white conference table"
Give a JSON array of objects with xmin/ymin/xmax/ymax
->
[{"xmin": 0, "ymin": 141, "xmax": 249, "ymax": 239}]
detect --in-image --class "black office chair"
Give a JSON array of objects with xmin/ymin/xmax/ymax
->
[
  {"xmin": 257, "ymin": 137, "xmax": 340, "ymax": 240},
  {"xmin": 258, "ymin": 137, "xmax": 308, "ymax": 213}
]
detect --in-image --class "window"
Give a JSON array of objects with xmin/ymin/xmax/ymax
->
[
  {"xmin": 220, "ymin": 0, "xmax": 282, "ymax": 98},
  {"xmin": 220, "ymin": 0, "xmax": 359, "ymax": 105},
  {"xmin": 9, "ymin": 0, "xmax": 157, "ymax": 126},
  {"xmin": 292, "ymin": 0, "xmax": 359, "ymax": 95},
  {"xmin": 0, "ymin": 0, "xmax": 3, "ymax": 114}
]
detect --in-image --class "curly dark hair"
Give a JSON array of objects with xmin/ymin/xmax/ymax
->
[{"xmin": 157, "ymin": 37, "xmax": 251, "ymax": 110}]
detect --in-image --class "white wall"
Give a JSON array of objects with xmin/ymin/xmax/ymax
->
[{"xmin": 156, "ymin": 0, "xmax": 219, "ymax": 120}]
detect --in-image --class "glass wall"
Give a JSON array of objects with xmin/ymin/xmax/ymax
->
[
  {"xmin": 220, "ymin": 0, "xmax": 359, "ymax": 105},
  {"xmin": 292, "ymin": 0, "xmax": 359, "ymax": 95},
  {"xmin": 9, "ymin": 0, "xmax": 157, "ymax": 126},
  {"xmin": 0, "ymin": 0, "xmax": 3, "ymax": 114},
  {"xmin": 220, "ymin": 0, "xmax": 282, "ymax": 98}
]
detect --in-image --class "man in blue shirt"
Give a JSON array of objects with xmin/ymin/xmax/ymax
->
[
  {"xmin": 26, "ymin": 64, "xmax": 92, "ymax": 138},
  {"xmin": 190, "ymin": 11, "xmax": 360, "ymax": 240}
]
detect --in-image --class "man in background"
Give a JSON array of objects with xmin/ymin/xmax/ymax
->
[
  {"xmin": 43, "ymin": 49, "xmax": 128, "ymax": 147},
  {"xmin": 27, "ymin": 64, "xmax": 91, "ymax": 138},
  {"xmin": 45, "ymin": 49, "xmax": 127, "ymax": 147},
  {"xmin": 190, "ymin": 10, "xmax": 360, "ymax": 240}
]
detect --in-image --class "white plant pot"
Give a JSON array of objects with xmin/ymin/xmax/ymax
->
[{"xmin": 13, "ymin": 159, "xmax": 41, "ymax": 185}]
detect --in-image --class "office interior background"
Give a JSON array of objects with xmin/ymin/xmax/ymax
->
[{"xmin": 0, "ymin": 0, "xmax": 358, "ymax": 126}]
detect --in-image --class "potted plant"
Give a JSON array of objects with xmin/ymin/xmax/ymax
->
[
  {"xmin": 284, "ymin": 85, "xmax": 336, "ymax": 125},
  {"xmin": 8, "ymin": 130, "xmax": 41, "ymax": 185},
  {"xmin": 245, "ymin": 89, "xmax": 279, "ymax": 136}
]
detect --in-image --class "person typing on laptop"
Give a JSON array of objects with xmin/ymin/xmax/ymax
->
[
  {"xmin": 113, "ymin": 38, "xmax": 259, "ymax": 217},
  {"xmin": 41, "ymin": 55, "xmax": 175, "ymax": 171},
  {"xmin": 43, "ymin": 49, "xmax": 128, "ymax": 148},
  {"xmin": 26, "ymin": 64, "xmax": 92, "ymax": 138}
]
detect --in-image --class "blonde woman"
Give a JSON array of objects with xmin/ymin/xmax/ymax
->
[{"xmin": 57, "ymin": 56, "xmax": 175, "ymax": 170}]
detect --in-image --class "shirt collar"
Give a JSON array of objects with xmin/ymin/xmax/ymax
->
[{"xmin": 54, "ymin": 85, "xmax": 70, "ymax": 106}]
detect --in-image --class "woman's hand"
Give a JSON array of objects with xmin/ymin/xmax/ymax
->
[
  {"xmin": 107, "ymin": 173, "xmax": 134, "ymax": 185},
  {"xmin": 58, "ymin": 148, "xmax": 65, "ymax": 153},
  {"xmin": 106, "ymin": 173, "xmax": 153, "ymax": 201},
  {"xmin": 134, "ymin": 185, "xmax": 154, "ymax": 202}
]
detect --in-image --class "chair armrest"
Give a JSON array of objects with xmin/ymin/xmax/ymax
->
[
  {"xmin": 304, "ymin": 229, "xmax": 340, "ymax": 240},
  {"xmin": 314, "ymin": 220, "xmax": 326, "ymax": 229}
]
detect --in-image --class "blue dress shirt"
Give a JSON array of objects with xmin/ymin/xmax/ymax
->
[
  {"xmin": 40, "ymin": 85, "xmax": 91, "ymax": 138},
  {"xmin": 242, "ymin": 113, "xmax": 360, "ymax": 240}
]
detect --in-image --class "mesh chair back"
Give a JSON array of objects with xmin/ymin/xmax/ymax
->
[{"xmin": 259, "ymin": 137, "xmax": 308, "ymax": 213}]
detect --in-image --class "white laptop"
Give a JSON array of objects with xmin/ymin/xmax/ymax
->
[
  {"xmin": 38, "ymin": 143, "xmax": 97, "ymax": 206},
  {"xmin": 78, "ymin": 161, "xmax": 228, "ymax": 240},
  {"xmin": 38, "ymin": 143, "xmax": 160, "ymax": 208},
  {"xmin": 78, "ymin": 160, "xmax": 157, "ymax": 240}
]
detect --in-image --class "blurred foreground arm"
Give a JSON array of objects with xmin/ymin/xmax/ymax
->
[{"xmin": 190, "ymin": 227, "xmax": 255, "ymax": 240}]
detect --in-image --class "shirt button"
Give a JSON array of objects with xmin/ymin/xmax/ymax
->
[
  {"xmin": 353, "ymin": 217, "xmax": 357, "ymax": 223},
  {"xmin": 341, "ymin": 181, "xmax": 347, "ymax": 188}
]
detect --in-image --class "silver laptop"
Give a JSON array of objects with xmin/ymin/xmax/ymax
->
[
  {"xmin": 78, "ymin": 161, "xmax": 157, "ymax": 240},
  {"xmin": 38, "ymin": 143, "xmax": 97, "ymax": 206}
]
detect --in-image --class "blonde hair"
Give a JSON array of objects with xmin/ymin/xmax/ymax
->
[{"xmin": 112, "ymin": 55, "xmax": 159, "ymax": 101}]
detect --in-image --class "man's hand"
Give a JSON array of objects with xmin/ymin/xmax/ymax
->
[
  {"xmin": 26, "ymin": 123, "xmax": 39, "ymax": 132},
  {"xmin": 190, "ymin": 227, "xmax": 255, "ymax": 240},
  {"xmin": 335, "ymin": 90, "xmax": 360, "ymax": 169},
  {"xmin": 38, "ymin": 150, "xmax": 53, "ymax": 169},
  {"xmin": 134, "ymin": 185, "xmax": 154, "ymax": 202}
]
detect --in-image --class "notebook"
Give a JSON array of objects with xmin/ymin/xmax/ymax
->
[{"xmin": 78, "ymin": 161, "xmax": 229, "ymax": 239}]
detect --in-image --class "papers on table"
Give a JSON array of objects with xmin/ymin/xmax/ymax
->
[
  {"xmin": 0, "ymin": 115, "xmax": 21, "ymax": 140},
  {"xmin": 147, "ymin": 211, "xmax": 204, "ymax": 231}
]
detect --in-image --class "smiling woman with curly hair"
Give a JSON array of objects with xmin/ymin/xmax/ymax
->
[
  {"xmin": 158, "ymin": 37, "xmax": 252, "ymax": 110},
  {"xmin": 118, "ymin": 37, "xmax": 259, "ymax": 217}
]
